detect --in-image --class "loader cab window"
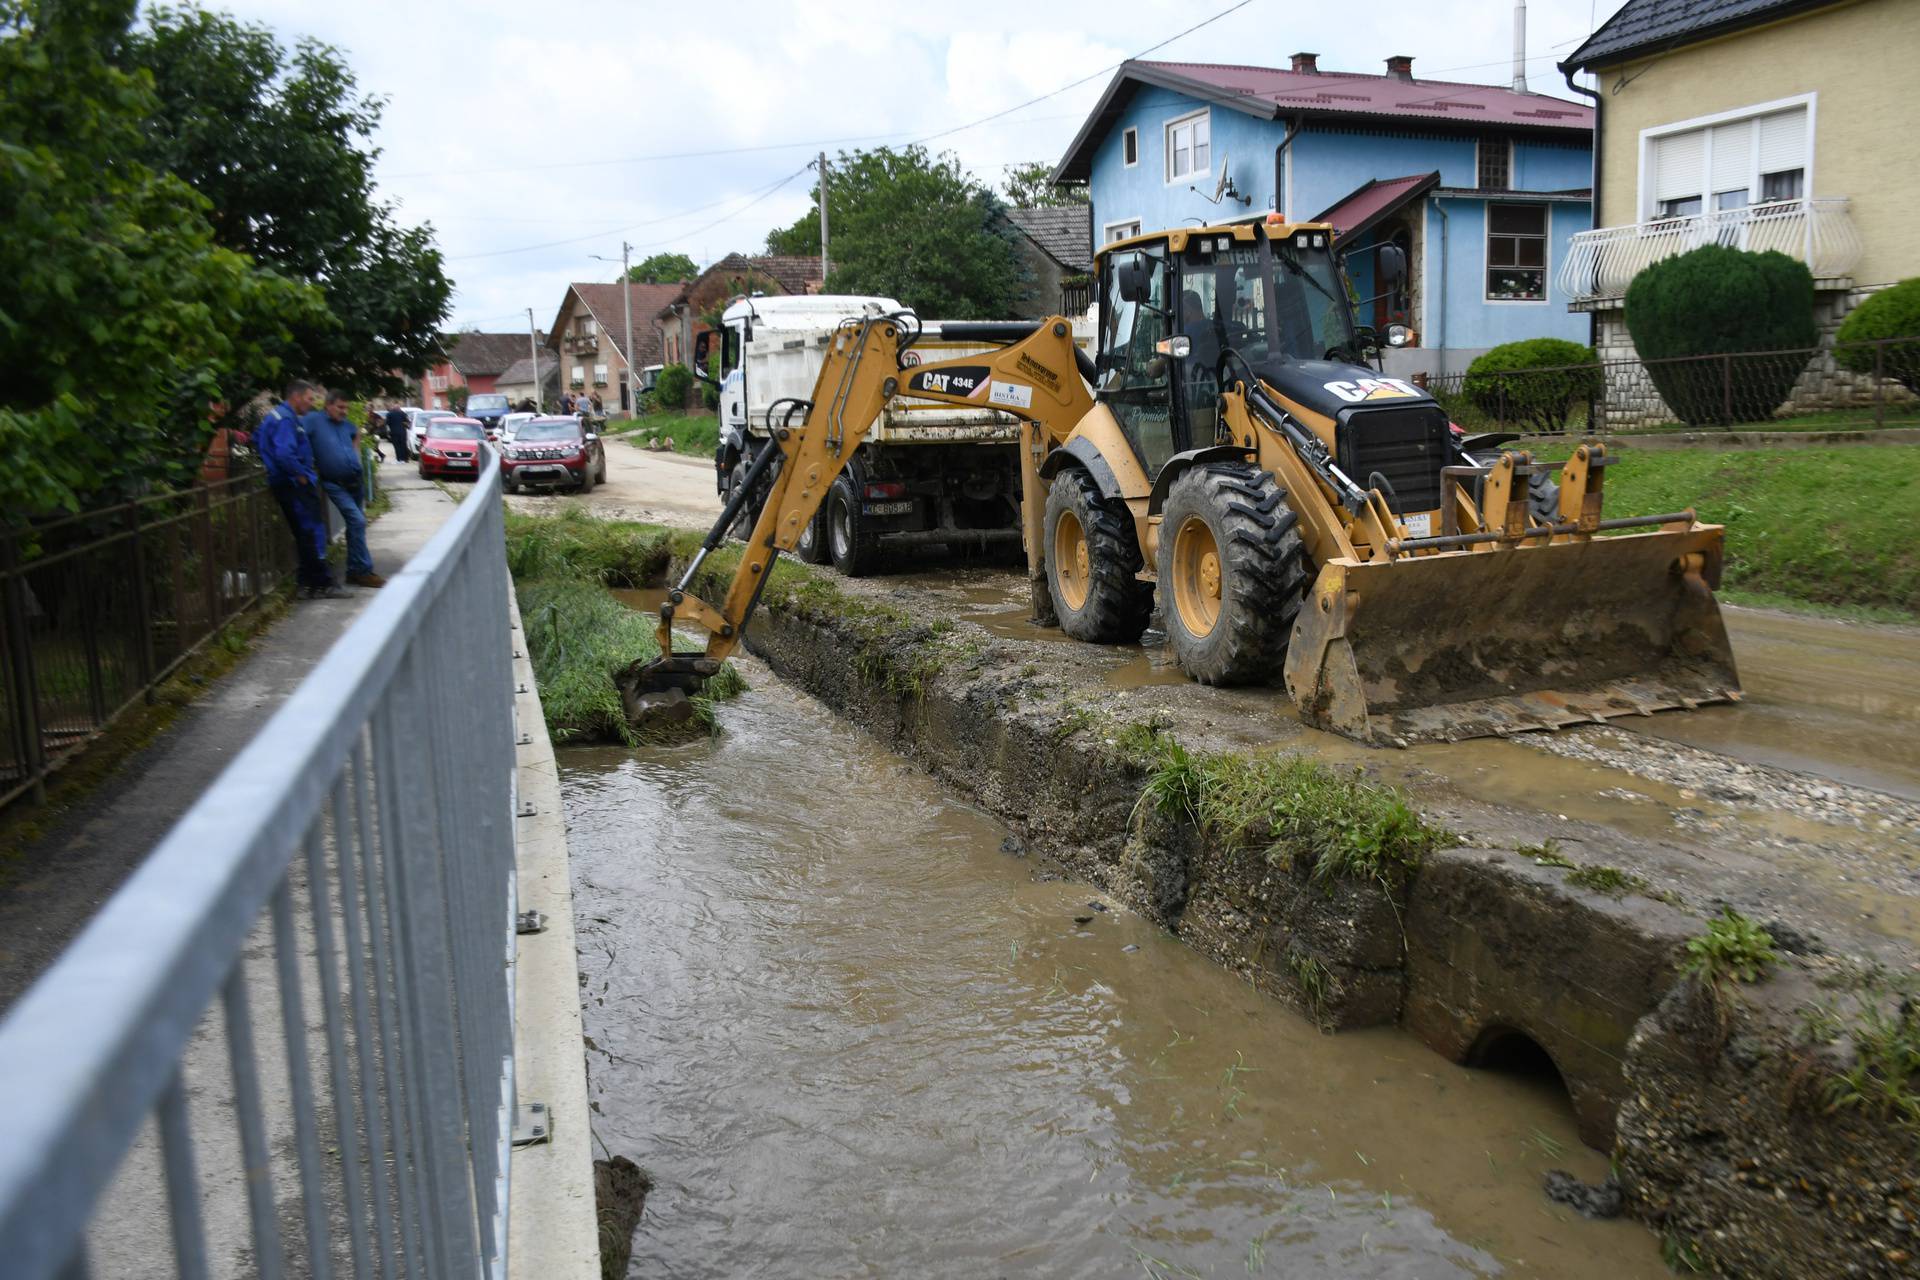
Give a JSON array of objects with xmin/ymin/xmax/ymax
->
[
  {"xmin": 1098, "ymin": 244, "xmax": 1180, "ymax": 475},
  {"xmin": 1175, "ymin": 240, "xmax": 1272, "ymax": 444}
]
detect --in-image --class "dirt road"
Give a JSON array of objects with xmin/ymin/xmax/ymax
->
[{"xmin": 505, "ymin": 434, "xmax": 721, "ymax": 527}]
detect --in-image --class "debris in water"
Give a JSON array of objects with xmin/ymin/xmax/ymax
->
[
  {"xmin": 1000, "ymin": 834, "xmax": 1027, "ymax": 857},
  {"xmin": 1122, "ymin": 944, "xmax": 1139, "ymax": 953},
  {"xmin": 1542, "ymin": 1169, "xmax": 1624, "ymax": 1219},
  {"xmin": 595, "ymin": 1155, "xmax": 653, "ymax": 1279},
  {"xmin": 1088, "ymin": 901, "xmax": 1108, "ymax": 912},
  {"xmin": 1074, "ymin": 915, "xmax": 1094, "ymax": 925}
]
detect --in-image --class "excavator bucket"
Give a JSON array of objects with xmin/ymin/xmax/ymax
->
[{"xmin": 1282, "ymin": 523, "xmax": 1741, "ymax": 745}]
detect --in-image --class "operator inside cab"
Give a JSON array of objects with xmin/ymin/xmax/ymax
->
[{"xmin": 1178, "ymin": 289, "xmax": 1223, "ymax": 440}]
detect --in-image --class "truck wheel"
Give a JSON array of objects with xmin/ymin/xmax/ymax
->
[
  {"xmin": 1158, "ymin": 463, "xmax": 1311, "ymax": 685},
  {"xmin": 1044, "ymin": 467, "xmax": 1151, "ymax": 645},
  {"xmin": 578, "ymin": 462, "xmax": 595, "ymax": 495},
  {"xmin": 795, "ymin": 504, "xmax": 830, "ymax": 564},
  {"xmin": 1470, "ymin": 452, "xmax": 1561, "ymax": 524},
  {"xmin": 827, "ymin": 475, "xmax": 880, "ymax": 576}
]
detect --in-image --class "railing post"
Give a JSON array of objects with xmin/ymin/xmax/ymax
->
[
  {"xmin": 1497, "ymin": 377, "xmax": 1507, "ymax": 429},
  {"xmin": 198, "ymin": 489, "xmax": 219, "ymax": 644},
  {"xmin": 0, "ymin": 533, "xmax": 47, "ymax": 804},
  {"xmin": 1722, "ymin": 354, "xmax": 1734, "ymax": 424}
]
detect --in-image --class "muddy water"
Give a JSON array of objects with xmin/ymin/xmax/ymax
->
[
  {"xmin": 564, "ymin": 676, "xmax": 1662, "ymax": 1278},
  {"xmin": 1623, "ymin": 607, "xmax": 1920, "ymax": 801}
]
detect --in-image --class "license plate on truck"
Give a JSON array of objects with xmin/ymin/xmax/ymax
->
[{"xmin": 864, "ymin": 500, "xmax": 912, "ymax": 516}]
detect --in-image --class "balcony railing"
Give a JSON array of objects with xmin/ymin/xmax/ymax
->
[
  {"xmin": 562, "ymin": 333, "xmax": 599, "ymax": 355},
  {"xmin": 1559, "ymin": 197, "xmax": 1862, "ymax": 304}
]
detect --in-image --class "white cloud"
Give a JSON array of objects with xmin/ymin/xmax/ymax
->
[{"xmin": 207, "ymin": 0, "xmax": 1618, "ymax": 329}]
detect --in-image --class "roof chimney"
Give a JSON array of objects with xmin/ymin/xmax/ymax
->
[
  {"xmin": 1385, "ymin": 54, "xmax": 1414, "ymax": 81},
  {"xmin": 1290, "ymin": 51, "xmax": 1319, "ymax": 73}
]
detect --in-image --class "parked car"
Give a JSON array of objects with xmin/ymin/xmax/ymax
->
[
  {"xmin": 498, "ymin": 411, "xmax": 537, "ymax": 444},
  {"xmin": 408, "ymin": 408, "xmax": 458, "ymax": 452},
  {"xmin": 417, "ymin": 417, "xmax": 487, "ymax": 480},
  {"xmin": 465, "ymin": 392, "xmax": 511, "ymax": 438},
  {"xmin": 501, "ymin": 416, "xmax": 605, "ymax": 494}
]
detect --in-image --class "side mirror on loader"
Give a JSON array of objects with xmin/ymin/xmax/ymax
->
[
  {"xmin": 1116, "ymin": 255, "xmax": 1152, "ymax": 305},
  {"xmin": 1377, "ymin": 243, "xmax": 1407, "ymax": 296},
  {"xmin": 692, "ymin": 330, "xmax": 715, "ymax": 385}
]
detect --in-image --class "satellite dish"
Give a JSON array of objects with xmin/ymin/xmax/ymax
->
[{"xmin": 1212, "ymin": 153, "xmax": 1232, "ymax": 204}]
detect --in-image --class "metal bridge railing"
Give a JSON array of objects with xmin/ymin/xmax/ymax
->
[{"xmin": 0, "ymin": 453, "xmax": 519, "ymax": 1279}]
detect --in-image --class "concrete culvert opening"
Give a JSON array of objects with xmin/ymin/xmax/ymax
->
[{"xmin": 1466, "ymin": 1025, "xmax": 1573, "ymax": 1106}]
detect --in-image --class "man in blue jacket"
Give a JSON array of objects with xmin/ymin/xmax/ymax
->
[
  {"xmin": 256, "ymin": 379, "xmax": 344, "ymax": 599},
  {"xmin": 306, "ymin": 389, "xmax": 386, "ymax": 587}
]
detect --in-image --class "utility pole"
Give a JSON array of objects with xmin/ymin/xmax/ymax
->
[
  {"xmin": 526, "ymin": 308, "xmax": 540, "ymax": 409},
  {"xmin": 620, "ymin": 240, "xmax": 636, "ymax": 415},
  {"xmin": 817, "ymin": 151, "xmax": 830, "ymax": 285}
]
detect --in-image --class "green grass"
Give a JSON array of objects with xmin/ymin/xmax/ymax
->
[
  {"xmin": 1824, "ymin": 997, "xmax": 1920, "ymax": 1132},
  {"xmin": 610, "ymin": 411, "xmax": 721, "ymax": 458},
  {"xmin": 1131, "ymin": 727, "xmax": 1452, "ymax": 890},
  {"xmin": 1565, "ymin": 865, "xmax": 1649, "ymax": 896},
  {"xmin": 1681, "ymin": 908, "xmax": 1777, "ymax": 986},
  {"xmin": 1619, "ymin": 408, "xmax": 1920, "ymax": 435},
  {"xmin": 503, "ymin": 506, "xmax": 672, "ymax": 586},
  {"xmin": 505, "ymin": 511, "xmax": 745, "ymax": 744},
  {"xmin": 1602, "ymin": 446, "xmax": 1920, "ymax": 618}
]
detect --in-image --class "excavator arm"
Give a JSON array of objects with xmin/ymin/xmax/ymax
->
[{"xmin": 618, "ymin": 310, "xmax": 1092, "ymax": 723}]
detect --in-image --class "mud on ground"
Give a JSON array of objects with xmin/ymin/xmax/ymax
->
[{"xmin": 675, "ymin": 549, "xmax": 1919, "ymax": 1279}]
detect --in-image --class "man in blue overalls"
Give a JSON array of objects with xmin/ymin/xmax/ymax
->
[{"xmin": 256, "ymin": 379, "xmax": 344, "ymax": 599}]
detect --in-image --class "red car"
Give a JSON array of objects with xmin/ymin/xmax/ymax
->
[
  {"xmin": 417, "ymin": 417, "xmax": 487, "ymax": 480},
  {"xmin": 501, "ymin": 416, "xmax": 606, "ymax": 494}
]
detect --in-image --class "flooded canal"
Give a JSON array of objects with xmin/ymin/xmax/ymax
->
[{"xmin": 563, "ymin": 672, "xmax": 1664, "ymax": 1278}]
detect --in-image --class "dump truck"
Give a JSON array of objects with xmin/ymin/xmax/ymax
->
[
  {"xmin": 625, "ymin": 216, "xmax": 1740, "ymax": 746},
  {"xmin": 703, "ymin": 293, "xmax": 1093, "ymax": 575}
]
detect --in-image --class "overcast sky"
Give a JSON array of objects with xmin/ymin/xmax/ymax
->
[{"xmin": 214, "ymin": 0, "xmax": 1621, "ymax": 333}]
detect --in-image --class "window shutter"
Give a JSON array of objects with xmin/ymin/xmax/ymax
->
[
  {"xmin": 1709, "ymin": 119, "xmax": 1753, "ymax": 192},
  {"xmin": 1651, "ymin": 130, "xmax": 1705, "ymax": 203},
  {"xmin": 1758, "ymin": 108, "xmax": 1807, "ymax": 173}
]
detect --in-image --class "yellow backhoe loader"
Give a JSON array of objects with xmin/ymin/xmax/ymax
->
[{"xmin": 622, "ymin": 217, "xmax": 1739, "ymax": 745}]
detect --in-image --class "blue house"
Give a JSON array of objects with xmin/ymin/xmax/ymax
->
[{"xmin": 1050, "ymin": 54, "xmax": 1595, "ymax": 377}]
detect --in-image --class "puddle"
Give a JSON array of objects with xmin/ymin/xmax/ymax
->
[
  {"xmin": 563, "ymin": 676, "xmax": 1663, "ymax": 1279},
  {"xmin": 1620, "ymin": 607, "xmax": 1920, "ymax": 802}
]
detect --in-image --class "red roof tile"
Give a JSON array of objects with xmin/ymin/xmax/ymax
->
[{"xmin": 1312, "ymin": 172, "xmax": 1441, "ymax": 240}]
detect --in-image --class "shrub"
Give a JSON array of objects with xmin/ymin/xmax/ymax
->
[
  {"xmin": 1461, "ymin": 338, "xmax": 1601, "ymax": 432},
  {"xmin": 652, "ymin": 363, "xmax": 693, "ymax": 411},
  {"xmin": 1625, "ymin": 245, "xmax": 1817, "ymax": 425},
  {"xmin": 1834, "ymin": 278, "xmax": 1920, "ymax": 394}
]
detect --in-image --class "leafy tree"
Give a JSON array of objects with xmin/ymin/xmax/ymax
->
[
  {"xmin": 0, "ymin": 0, "xmax": 326, "ymax": 516},
  {"xmin": 626, "ymin": 252, "xmax": 699, "ymax": 284},
  {"xmin": 1625, "ymin": 245, "xmax": 1817, "ymax": 425},
  {"xmin": 1002, "ymin": 160, "xmax": 1087, "ymax": 209},
  {"xmin": 124, "ymin": 5, "xmax": 451, "ymax": 397},
  {"xmin": 765, "ymin": 146, "xmax": 1020, "ymax": 318}
]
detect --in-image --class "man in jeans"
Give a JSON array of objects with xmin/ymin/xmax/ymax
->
[
  {"xmin": 307, "ymin": 389, "xmax": 386, "ymax": 588},
  {"xmin": 384, "ymin": 403, "xmax": 412, "ymax": 462},
  {"xmin": 256, "ymin": 379, "xmax": 344, "ymax": 599}
]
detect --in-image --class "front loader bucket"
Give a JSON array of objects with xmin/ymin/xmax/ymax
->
[{"xmin": 1282, "ymin": 525, "xmax": 1740, "ymax": 745}]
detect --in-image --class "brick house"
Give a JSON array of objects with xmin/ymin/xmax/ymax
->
[
  {"xmin": 655, "ymin": 254, "xmax": 821, "ymax": 367},
  {"xmin": 546, "ymin": 282, "xmax": 682, "ymax": 413},
  {"xmin": 419, "ymin": 332, "xmax": 526, "ymax": 409}
]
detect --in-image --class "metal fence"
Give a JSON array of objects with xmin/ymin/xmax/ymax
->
[
  {"xmin": 1421, "ymin": 335, "xmax": 1920, "ymax": 435},
  {"xmin": 0, "ymin": 472, "xmax": 296, "ymax": 808},
  {"xmin": 0, "ymin": 452, "xmax": 519, "ymax": 1279}
]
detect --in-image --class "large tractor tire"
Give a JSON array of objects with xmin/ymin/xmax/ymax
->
[
  {"xmin": 794, "ymin": 505, "xmax": 830, "ymax": 564},
  {"xmin": 1044, "ymin": 467, "xmax": 1152, "ymax": 644},
  {"xmin": 1470, "ymin": 452, "xmax": 1561, "ymax": 524},
  {"xmin": 827, "ymin": 474, "xmax": 881, "ymax": 577},
  {"xmin": 1158, "ymin": 463, "xmax": 1312, "ymax": 685}
]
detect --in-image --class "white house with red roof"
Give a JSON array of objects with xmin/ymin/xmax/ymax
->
[{"xmin": 1051, "ymin": 54, "xmax": 1595, "ymax": 375}]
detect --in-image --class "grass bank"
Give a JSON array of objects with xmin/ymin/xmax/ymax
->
[
  {"xmin": 504, "ymin": 508, "xmax": 745, "ymax": 744},
  {"xmin": 609, "ymin": 411, "xmax": 720, "ymax": 459},
  {"xmin": 1604, "ymin": 444, "xmax": 1920, "ymax": 620}
]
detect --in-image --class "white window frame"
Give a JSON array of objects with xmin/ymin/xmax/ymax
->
[
  {"xmin": 1636, "ymin": 92, "xmax": 1817, "ymax": 222},
  {"xmin": 1122, "ymin": 127, "xmax": 1139, "ymax": 167},
  {"xmin": 1103, "ymin": 218, "xmax": 1144, "ymax": 245},
  {"xmin": 593, "ymin": 363, "xmax": 609, "ymax": 386},
  {"xmin": 1163, "ymin": 108, "xmax": 1210, "ymax": 185},
  {"xmin": 1485, "ymin": 201, "xmax": 1551, "ymax": 305}
]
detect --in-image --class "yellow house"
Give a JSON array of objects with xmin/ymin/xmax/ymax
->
[{"xmin": 1559, "ymin": 0, "xmax": 1920, "ymax": 388}]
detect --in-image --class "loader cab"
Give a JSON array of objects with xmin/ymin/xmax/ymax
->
[{"xmin": 1094, "ymin": 223, "xmax": 1368, "ymax": 482}]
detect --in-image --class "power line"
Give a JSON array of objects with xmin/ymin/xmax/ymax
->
[
  {"xmin": 390, "ymin": 0, "xmax": 1254, "ymax": 183},
  {"xmin": 445, "ymin": 166, "xmax": 809, "ymax": 262}
]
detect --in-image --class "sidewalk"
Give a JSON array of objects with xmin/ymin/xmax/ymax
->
[{"xmin": 0, "ymin": 467, "xmax": 460, "ymax": 1012}]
